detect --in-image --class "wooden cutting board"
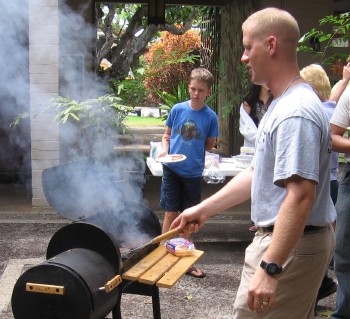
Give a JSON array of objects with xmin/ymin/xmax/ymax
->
[{"xmin": 122, "ymin": 245, "xmax": 204, "ymax": 288}]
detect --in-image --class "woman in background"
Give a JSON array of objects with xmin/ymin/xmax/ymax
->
[
  {"xmin": 239, "ymin": 84, "xmax": 272, "ymax": 148},
  {"xmin": 239, "ymin": 84, "xmax": 272, "ymax": 232}
]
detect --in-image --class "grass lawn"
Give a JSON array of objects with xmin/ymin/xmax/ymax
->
[{"xmin": 125, "ymin": 115, "xmax": 166, "ymax": 127}]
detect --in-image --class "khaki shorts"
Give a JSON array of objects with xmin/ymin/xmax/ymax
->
[{"xmin": 233, "ymin": 225, "xmax": 334, "ymax": 319}]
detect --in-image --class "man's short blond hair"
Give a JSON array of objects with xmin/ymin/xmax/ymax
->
[
  {"xmin": 242, "ymin": 7, "xmax": 300, "ymax": 47},
  {"xmin": 189, "ymin": 68, "xmax": 214, "ymax": 87},
  {"xmin": 300, "ymin": 64, "xmax": 331, "ymax": 101}
]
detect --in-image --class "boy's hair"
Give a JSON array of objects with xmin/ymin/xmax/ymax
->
[
  {"xmin": 189, "ymin": 68, "xmax": 214, "ymax": 87},
  {"xmin": 300, "ymin": 64, "xmax": 331, "ymax": 101}
]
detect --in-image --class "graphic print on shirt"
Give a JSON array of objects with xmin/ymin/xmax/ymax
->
[{"xmin": 175, "ymin": 120, "xmax": 201, "ymax": 141}]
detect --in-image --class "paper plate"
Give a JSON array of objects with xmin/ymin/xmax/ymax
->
[{"xmin": 156, "ymin": 154, "xmax": 187, "ymax": 163}]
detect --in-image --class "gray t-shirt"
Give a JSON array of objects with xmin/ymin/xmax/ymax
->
[
  {"xmin": 330, "ymin": 87, "xmax": 350, "ymax": 162},
  {"xmin": 251, "ymin": 83, "xmax": 336, "ymax": 227}
]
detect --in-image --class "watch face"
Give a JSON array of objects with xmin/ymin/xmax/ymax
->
[
  {"xmin": 260, "ymin": 260, "xmax": 282, "ymax": 275},
  {"xmin": 267, "ymin": 263, "xmax": 278, "ymax": 274}
]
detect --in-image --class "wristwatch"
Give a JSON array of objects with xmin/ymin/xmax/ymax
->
[{"xmin": 260, "ymin": 260, "xmax": 282, "ymax": 276}]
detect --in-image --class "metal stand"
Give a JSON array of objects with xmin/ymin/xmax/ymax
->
[{"xmin": 112, "ymin": 281, "xmax": 161, "ymax": 319}]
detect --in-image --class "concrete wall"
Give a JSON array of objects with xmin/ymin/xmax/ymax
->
[{"xmin": 29, "ymin": 0, "xmax": 60, "ymax": 207}]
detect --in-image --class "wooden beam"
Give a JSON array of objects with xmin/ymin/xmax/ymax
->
[{"xmin": 99, "ymin": 0, "xmax": 230, "ymax": 6}]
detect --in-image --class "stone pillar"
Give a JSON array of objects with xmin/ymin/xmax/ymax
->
[{"xmin": 29, "ymin": 0, "xmax": 60, "ymax": 207}]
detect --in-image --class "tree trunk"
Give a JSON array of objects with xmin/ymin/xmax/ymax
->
[{"xmin": 218, "ymin": 0, "xmax": 258, "ymax": 156}]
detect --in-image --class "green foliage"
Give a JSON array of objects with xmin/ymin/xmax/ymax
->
[
  {"xmin": 125, "ymin": 115, "xmax": 165, "ymax": 127},
  {"xmin": 99, "ymin": 4, "xmax": 147, "ymax": 32},
  {"xmin": 156, "ymin": 60, "xmax": 249, "ymax": 121},
  {"xmin": 10, "ymin": 112, "xmax": 29, "ymax": 128},
  {"xmin": 157, "ymin": 80, "xmax": 189, "ymax": 120},
  {"xmin": 232, "ymin": 62, "xmax": 251, "ymax": 109},
  {"xmin": 144, "ymin": 29, "xmax": 201, "ymax": 102},
  {"xmin": 110, "ymin": 68, "xmax": 147, "ymax": 107},
  {"xmin": 165, "ymin": 6, "xmax": 202, "ymax": 26},
  {"xmin": 49, "ymin": 94, "xmax": 132, "ymax": 135},
  {"xmin": 216, "ymin": 61, "xmax": 251, "ymax": 118},
  {"xmin": 298, "ymin": 12, "xmax": 350, "ymax": 65}
]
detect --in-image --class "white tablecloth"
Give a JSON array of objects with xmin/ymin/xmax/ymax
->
[{"xmin": 146, "ymin": 157, "xmax": 243, "ymax": 177}]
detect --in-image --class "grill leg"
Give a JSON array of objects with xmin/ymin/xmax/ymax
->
[
  {"xmin": 151, "ymin": 285, "xmax": 161, "ymax": 319},
  {"xmin": 111, "ymin": 293, "xmax": 122, "ymax": 319},
  {"xmin": 115, "ymin": 282, "xmax": 161, "ymax": 319}
]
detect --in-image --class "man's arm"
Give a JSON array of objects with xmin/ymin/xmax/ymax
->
[
  {"xmin": 205, "ymin": 136, "xmax": 216, "ymax": 150},
  {"xmin": 331, "ymin": 124, "xmax": 350, "ymax": 153},
  {"xmin": 263, "ymin": 176, "xmax": 316, "ymax": 265},
  {"xmin": 158, "ymin": 126, "xmax": 171, "ymax": 156},
  {"xmin": 330, "ymin": 62, "xmax": 350, "ymax": 103}
]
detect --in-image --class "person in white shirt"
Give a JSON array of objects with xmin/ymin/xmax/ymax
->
[
  {"xmin": 329, "ymin": 62, "xmax": 350, "ymax": 319},
  {"xmin": 239, "ymin": 84, "xmax": 272, "ymax": 148}
]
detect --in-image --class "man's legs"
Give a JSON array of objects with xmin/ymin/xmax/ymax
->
[
  {"xmin": 234, "ymin": 226, "xmax": 334, "ymax": 319},
  {"xmin": 332, "ymin": 163, "xmax": 350, "ymax": 319}
]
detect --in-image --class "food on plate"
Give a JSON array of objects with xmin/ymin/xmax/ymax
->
[
  {"xmin": 155, "ymin": 154, "xmax": 186, "ymax": 163},
  {"xmin": 170, "ymin": 154, "xmax": 184, "ymax": 161}
]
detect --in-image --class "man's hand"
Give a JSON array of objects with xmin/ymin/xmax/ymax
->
[
  {"xmin": 170, "ymin": 205, "xmax": 208, "ymax": 235},
  {"xmin": 248, "ymin": 267, "xmax": 278, "ymax": 314}
]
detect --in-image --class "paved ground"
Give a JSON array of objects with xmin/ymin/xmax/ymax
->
[{"xmin": 0, "ymin": 184, "xmax": 336, "ymax": 319}]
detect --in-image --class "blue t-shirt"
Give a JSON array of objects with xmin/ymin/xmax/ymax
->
[{"xmin": 164, "ymin": 100, "xmax": 219, "ymax": 177}]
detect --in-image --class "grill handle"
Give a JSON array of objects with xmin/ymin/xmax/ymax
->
[
  {"xmin": 26, "ymin": 283, "xmax": 64, "ymax": 295},
  {"xmin": 99, "ymin": 274, "xmax": 122, "ymax": 293},
  {"xmin": 151, "ymin": 227, "xmax": 183, "ymax": 244}
]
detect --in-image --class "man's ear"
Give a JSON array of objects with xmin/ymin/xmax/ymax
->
[{"xmin": 267, "ymin": 36, "xmax": 277, "ymax": 55}]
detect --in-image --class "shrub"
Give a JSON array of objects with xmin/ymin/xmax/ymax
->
[{"xmin": 144, "ymin": 28, "xmax": 200, "ymax": 102}]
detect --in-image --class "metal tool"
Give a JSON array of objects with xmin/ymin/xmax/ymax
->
[{"xmin": 125, "ymin": 227, "xmax": 184, "ymax": 257}]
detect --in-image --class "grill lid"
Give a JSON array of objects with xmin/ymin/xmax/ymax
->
[
  {"xmin": 42, "ymin": 158, "xmax": 145, "ymax": 221},
  {"xmin": 12, "ymin": 248, "xmax": 118, "ymax": 319}
]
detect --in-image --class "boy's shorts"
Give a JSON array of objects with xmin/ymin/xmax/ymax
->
[{"xmin": 160, "ymin": 165, "xmax": 202, "ymax": 212}]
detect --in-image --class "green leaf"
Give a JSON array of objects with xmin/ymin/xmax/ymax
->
[
  {"xmin": 185, "ymin": 294, "xmax": 193, "ymax": 300},
  {"xmin": 298, "ymin": 11, "xmax": 350, "ymax": 65},
  {"xmin": 316, "ymin": 308, "xmax": 333, "ymax": 317},
  {"xmin": 319, "ymin": 35, "xmax": 331, "ymax": 42}
]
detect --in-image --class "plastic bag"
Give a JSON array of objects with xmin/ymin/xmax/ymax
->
[
  {"xmin": 203, "ymin": 154, "xmax": 225, "ymax": 184},
  {"xmin": 150, "ymin": 141, "xmax": 162, "ymax": 159},
  {"xmin": 166, "ymin": 238, "xmax": 195, "ymax": 256}
]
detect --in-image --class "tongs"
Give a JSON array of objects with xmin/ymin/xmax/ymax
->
[{"xmin": 124, "ymin": 226, "xmax": 185, "ymax": 257}]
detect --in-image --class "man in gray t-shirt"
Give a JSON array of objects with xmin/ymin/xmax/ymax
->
[
  {"xmin": 251, "ymin": 83, "xmax": 335, "ymax": 228},
  {"xmin": 170, "ymin": 8, "xmax": 336, "ymax": 319}
]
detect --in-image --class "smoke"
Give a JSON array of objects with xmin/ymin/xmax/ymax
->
[
  {"xmin": 0, "ymin": 1, "xmax": 31, "ymax": 183},
  {"xmin": 1, "ymin": 0, "xmax": 151, "ymax": 239}
]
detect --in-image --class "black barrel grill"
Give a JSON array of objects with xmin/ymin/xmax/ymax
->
[{"xmin": 11, "ymin": 159, "xmax": 164, "ymax": 319}]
